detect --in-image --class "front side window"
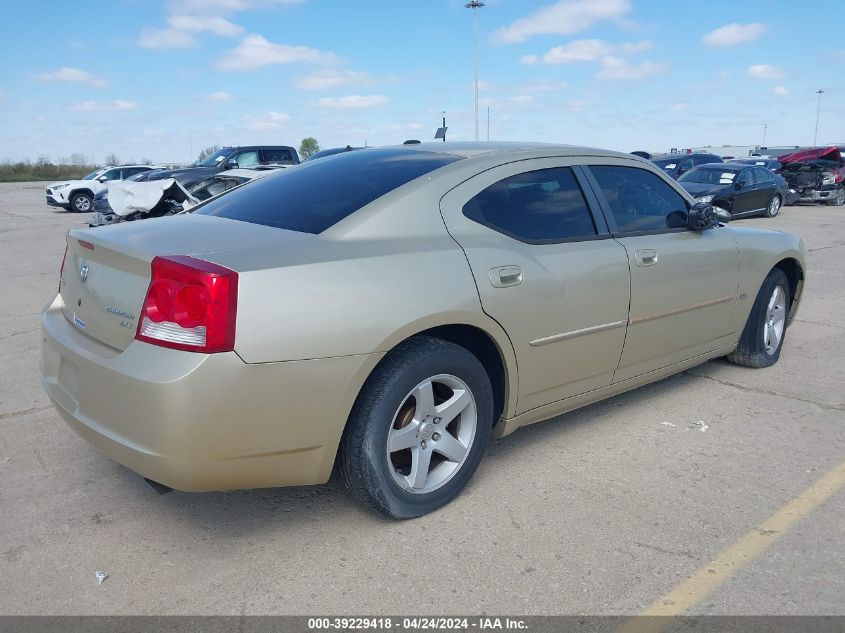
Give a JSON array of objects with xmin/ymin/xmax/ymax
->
[
  {"xmin": 736, "ymin": 169, "xmax": 753, "ymax": 186},
  {"xmin": 462, "ymin": 167, "xmax": 597, "ymax": 242},
  {"xmin": 101, "ymin": 169, "xmax": 123, "ymax": 181},
  {"xmin": 233, "ymin": 151, "xmax": 260, "ymax": 168},
  {"xmin": 590, "ymin": 165, "xmax": 690, "ymax": 233}
]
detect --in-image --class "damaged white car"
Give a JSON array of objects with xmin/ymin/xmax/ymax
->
[{"xmin": 88, "ymin": 167, "xmax": 285, "ymax": 227}]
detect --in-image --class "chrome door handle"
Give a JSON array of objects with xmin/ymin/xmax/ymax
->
[
  {"xmin": 489, "ymin": 265, "xmax": 523, "ymax": 288},
  {"xmin": 634, "ymin": 249, "xmax": 658, "ymax": 267}
]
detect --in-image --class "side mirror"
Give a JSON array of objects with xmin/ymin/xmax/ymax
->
[
  {"xmin": 225, "ymin": 159, "xmax": 239, "ymax": 169},
  {"xmin": 713, "ymin": 207, "xmax": 731, "ymax": 223},
  {"xmin": 687, "ymin": 202, "xmax": 719, "ymax": 230},
  {"xmin": 97, "ymin": 176, "xmax": 108, "ymax": 183},
  {"xmin": 734, "ymin": 182, "xmax": 743, "ymax": 190}
]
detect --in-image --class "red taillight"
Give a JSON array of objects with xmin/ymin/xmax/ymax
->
[{"xmin": 136, "ymin": 256, "xmax": 238, "ymax": 353}]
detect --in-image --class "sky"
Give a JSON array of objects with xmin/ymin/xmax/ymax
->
[{"xmin": 1, "ymin": 0, "xmax": 844, "ymax": 165}]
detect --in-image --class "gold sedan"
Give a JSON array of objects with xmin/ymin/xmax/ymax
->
[{"xmin": 40, "ymin": 143, "xmax": 805, "ymax": 518}]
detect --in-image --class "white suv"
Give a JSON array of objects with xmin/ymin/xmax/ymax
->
[{"xmin": 46, "ymin": 165, "xmax": 158, "ymax": 213}]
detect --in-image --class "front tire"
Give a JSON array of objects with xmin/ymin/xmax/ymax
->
[
  {"xmin": 826, "ymin": 184, "xmax": 845, "ymax": 207},
  {"xmin": 339, "ymin": 336, "xmax": 494, "ymax": 519},
  {"xmin": 765, "ymin": 194, "xmax": 781, "ymax": 217},
  {"xmin": 70, "ymin": 192, "xmax": 92, "ymax": 213},
  {"xmin": 727, "ymin": 268, "xmax": 790, "ymax": 368}
]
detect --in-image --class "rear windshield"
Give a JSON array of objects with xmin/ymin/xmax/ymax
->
[{"xmin": 194, "ymin": 148, "xmax": 462, "ymax": 233}]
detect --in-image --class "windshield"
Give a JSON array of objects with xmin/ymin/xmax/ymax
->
[
  {"xmin": 81, "ymin": 170, "xmax": 101, "ymax": 180},
  {"xmin": 196, "ymin": 148, "xmax": 232, "ymax": 167},
  {"xmin": 679, "ymin": 168, "xmax": 738, "ymax": 185}
]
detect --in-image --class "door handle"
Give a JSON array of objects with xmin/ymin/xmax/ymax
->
[
  {"xmin": 489, "ymin": 265, "xmax": 523, "ymax": 288},
  {"xmin": 634, "ymin": 249, "xmax": 658, "ymax": 267}
]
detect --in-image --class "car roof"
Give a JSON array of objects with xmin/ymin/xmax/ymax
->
[
  {"xmin": 381, "ymin": 141, "xmax": 637, "ymax": 161},
  {"xmin": 692, "ymin": 162, "xmax": 748, "ymax": 171},
  {"xmin": 651, "ymin": 152, "xmax": 718, "ymax": 161}
]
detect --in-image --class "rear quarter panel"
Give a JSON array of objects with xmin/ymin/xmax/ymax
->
[{"xmin": 728, "ymin": 227, "xmax": 805, "ymax": 333}]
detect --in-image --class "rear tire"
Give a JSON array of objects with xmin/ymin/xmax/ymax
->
[
  {"xmin": 339, "ymin": 336, "xmax": 494, "ymax": 519},
  {"xmin": 70, "ymin": 192, "xmax": 92, "ymax": 213},
  {"xmin": 727, "ymin": 268, "xmax": 790, "ymax": 368},
  {"xmin": 826, "ymin": 184, "xmax": 845, "ymax": 207},
  {"xmin": 765, "ymin": 194, "xmax": 781, "ymax": 217}
]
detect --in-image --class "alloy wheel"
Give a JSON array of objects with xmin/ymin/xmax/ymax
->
[
  {"xmin": 386, "ymin": 374, "xmax": 477, "ymax": 494},
  {"xmin": 763, "ymin": 285, "xmax": 786, "ymax": 355},
  {"xmin": 768, "ymin": 195, "xmax": 780, "ymax": 217}
]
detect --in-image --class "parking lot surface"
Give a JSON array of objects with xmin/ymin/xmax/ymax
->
[{"xmin": 0, "ymin": 181, "xmax": 842, "ymax": 615}]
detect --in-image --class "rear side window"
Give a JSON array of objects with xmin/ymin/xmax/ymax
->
[
  {"xmin": 590, "ymin": 165, "xmax": 690, "ymax": 233},
  {"xmin": 463, "ymin": 167, "xmax": 596, "ymax": 242},
  {"xmin": 195, "ymin": 149, "xmax": 462, "ymax": 234},
  {"xmin": 262, "ymin": 148, "xmax": 294, "ymax": 164}
]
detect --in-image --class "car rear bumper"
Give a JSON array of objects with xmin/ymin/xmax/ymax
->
[{"xmin": 40, "ymin": 294, "xmax": 379, "ymax": 491}]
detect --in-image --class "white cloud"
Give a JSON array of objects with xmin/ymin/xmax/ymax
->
[
  {"xmin": 747, "ymin": 64, "xmax": 783, "ymax": 79},
  {"xmin": 492, "ymin": 0, "xmax": 631, "ymax": 44},
  {"xmin": 34, "ymin": 67, "xmax": 107, "ymax": 87},
  {"xmin": 171, "ymin": 0, "xmax": 303, "ymax": 12},
  {"xmin": 702, "ymin": 22, "xmax": 765, "ymax": 47},
  {"xmin": 244, "ymin": 111, "xmax": 290, "ymax": 130},
  {"xmin": 216, "ymin": 34, "xmax": 339, "ymax": 70},
  {"xmin": 773, "ymin": 85, "xmax": 789, "ymax": 96},
  {"xmin": 67, "ymin": 100, "xmax": 140, "ymax": 112},
  {"xmin": 523, "ymin": 39, "xmax": 613, "ymax": 65},
  {"xmin": 138, "ymin": 27, "xmax": 197, "ymax": 49},
  {"xmin": 522, "ymin": 39, "xmax": 653, "ymax": 65},
  {"xmin": 509, "ymin": 95, "xmax": 533, "ymax": 104},
  {"xmin": 670, "ymin": 103, "xmax": 688, "ymax": 111},
  {"xmin": 296, "ymin": 69, "xmax": 378, "ymax": 90},
  {"xmin": 207, "ymin": 91, "xmax": 233, "ymax": 101},
  {"xmin": 597, "ymin": 56, "xmax": 667, "ymax": 80},
  {"xmin": 167, "ymin": 15, "xmax": 244, "ymax": 37},
  {"xmin": 318, "ymin": 95, "xmax": 387, "ymax": 109}
]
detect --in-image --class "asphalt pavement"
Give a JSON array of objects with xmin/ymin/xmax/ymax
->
[{"xmin": 0, "ymin": 181, "xmax": 842, "ymax": 615}]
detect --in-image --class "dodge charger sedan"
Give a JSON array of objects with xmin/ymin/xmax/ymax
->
[{"xmin": 41, "ymin": 143, "xmax": 805, "ymax": 518}]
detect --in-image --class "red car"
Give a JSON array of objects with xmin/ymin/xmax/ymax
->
[{"xmin": 778, "ymin": 146, "xmax": 845, "ymax": 206}]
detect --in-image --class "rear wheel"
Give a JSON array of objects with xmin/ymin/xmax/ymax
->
[
  {"xmin": 826, "ymin": 184, "xmax": 845, "ymax": 206},
  {"xmin": 339, "ymin": 336, "xmax": 494, "ymax": 519},
  {"xmin": 765, "ymin": 194, "xmax": 781, "ymax": 217},
  {"xmin": 70, "ymin": 192, "xmax": 92, "ymax": 213},
  {"xmin": 727, "ymin": 268, "xmax": 790, "ymax": 368}
]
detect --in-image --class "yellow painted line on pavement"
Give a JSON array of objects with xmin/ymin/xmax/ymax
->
[{"xmin": 619, "ymin": 459, "xmax": 845, "ymax": 633}]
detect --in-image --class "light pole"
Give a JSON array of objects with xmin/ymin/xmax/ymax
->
[
  {"xmin": 813, "ymin": 89, "xmax": 824, "ymax": 146},
  {"xmin": 465, "ymin": 1, "xmax": 485, "ymax": 141}
]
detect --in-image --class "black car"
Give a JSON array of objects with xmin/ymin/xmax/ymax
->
[
  {"xmin": 651, "ymin": 152, "xmax": 723, "ymax": 179},
  {"xmin": 678, "ymin": 163, "xmax": 787, "ymax": 219},
  {"xmin": 729, "ymin": 158, "xmax": 782, "ymax": 172},
  {"xmin": 144, "ymin": 145, "xmax": 299, "ymax": 187}
]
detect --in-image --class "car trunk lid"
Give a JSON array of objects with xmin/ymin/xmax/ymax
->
[{"xmin": 60, "ymin": 214, "xmax": 314, "ymax": 351}]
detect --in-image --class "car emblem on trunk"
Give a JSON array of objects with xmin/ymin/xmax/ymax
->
[{"xmin": 80, "ymin": 264, "xmax": 89, "ymax": 283}]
